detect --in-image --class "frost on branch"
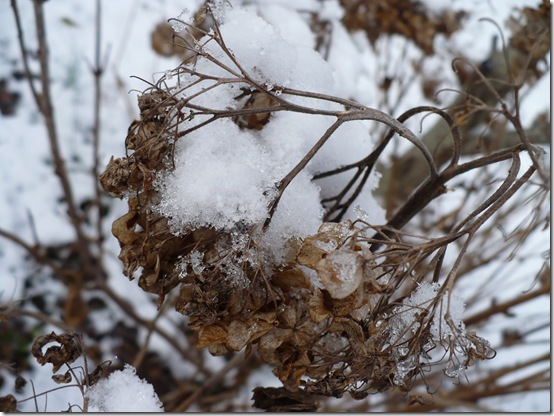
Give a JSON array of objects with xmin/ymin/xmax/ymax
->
[{"xmin": 100, "ymin": 2, "xmax": 495, "ymax": 401}]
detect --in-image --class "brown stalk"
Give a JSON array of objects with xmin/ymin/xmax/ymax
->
[
  {"xmin": 95, "ymin": 281, "xmax": 209, "ymax": 376},
  {"xmin": 173, "ymin": 353, "xmax": 246, "ymax": 412},
  {"xmin": 6, "ymin": 307, "xmax": 74, "ymax": 333},
  {"xmin": 10, "ymin": 0, "xmax": 40, "ymax": 105},
  {"xmin": 10, "ymin": 1, "xmax": 99, "ymax": 283},
  {"xmin": 370, "ymin": 143, "xmax": 529, "ymax": 251},
  {"xmin": 0, "ymin": 228, "xmax": 66, "ymax": 278},
  {"xmin": 465, "ymin": 283, "xmax": 550, "ymax": 327},
  {"xmin": 91, "ymin": 0, "xmax": 105, "ymax": 252}
]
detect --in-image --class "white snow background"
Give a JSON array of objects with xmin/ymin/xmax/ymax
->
[{"xmin": 0, "ymin": 0, "xmax": 549, "ymax": 412}]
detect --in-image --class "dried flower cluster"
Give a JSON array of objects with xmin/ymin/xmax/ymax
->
[
  {"xmin": 96, "ymin": 1, "xmax": 552, "ymax": 407},
  {"xmin": 507, "ymin": 0, "xmax": 550, "ymax": 80},
  {"xmin": 100, "ymin": 90, "xmax": 188, "ymax": 301},
  {"xmin": 340, "ymin": 0, "xmax": 466, "ymax": 55},
  {"xmin": 99, "ymin": 6, "xmax": 495, "ymax": 394},
  {"xmin": 3, "ymin": 0, "xmax": 548, "ymax": 411},
  {"xmin": 102, "ymin": 120, "xmax": 495, "ymax": 393}
]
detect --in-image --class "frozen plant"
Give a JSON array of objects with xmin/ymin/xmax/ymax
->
[
  {"xmin": 97, "ymin": 1, "xmax": 545, "ymax": 405},
  {"xmin": 388, "ymin": 282, "xmax": 478, "ymax": 385},
  {"xmin": 1, "ymin": 0, "xmax": 547, "ymax": 412},
  {"xmin": 390, "ymin": 282, "xmax": 465, "ymax": 345}
]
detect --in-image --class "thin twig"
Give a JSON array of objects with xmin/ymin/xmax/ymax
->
[
  {"xmin": 465, "ymin": 284, "xmax": 550, "ymax": 327},
  {"xmin": 10, "ymin": 0, "xmax": 41, "ymax": 104},
  {"xmin": 92, "ymin": 0, "xmax": 105, "ymax": 252},
  {"xmin": 0, "ymin": 228, "xmax": 65, "ymax": 277},
  {"xmin": 8, "ymin": 307, "xmax": 74, "ymax": 333},
  {"xmin": 96, "ymin": 282, "xmax": 209, "ymax": 376},
  {"xmin": 25, "ymin": 1, "xmax": 99, "ymax": 281},
  {"xmin": 173, "ymin": 353, "xmax": 246, "ymax": 412}
]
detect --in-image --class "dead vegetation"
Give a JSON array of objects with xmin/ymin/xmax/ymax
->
[{"xmin": 1, "ymin": 0, "xmax": 550, "ymax": 412}]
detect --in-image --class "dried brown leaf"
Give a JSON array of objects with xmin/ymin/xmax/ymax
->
[
  {"xmin": 271, "ymin": 267, "xmax": 312, "ymax": 290},
  {"xmin": 258, "ymin": 328, "xmax": 293, "ymax": 364},
  {"xmin": 87, "ymin": 362, "xmax": 111, "ymax": 387},
  {"xmin": 31, "ymin": 332, "xmax": 82, "ymax": 373},
  {"xmin": 112, "ymin": 210, "xmax": 141, "ymax": 246},
  {"xmin": 226, "ymin": 316, "xmax": 275, "ymax": 351},
  {"xmin": 51, "ymin": 370, "xmax": 72, "ymax": 384},
  {"xmin": 314, "ymin": 247, "xmax": 364, "ymax": 299},
  {"xmin": 197, "ymin": 324, "xmax": 228, "ymax": 349},
  {"xmin": 235, "ymin": 92, "xmax": 279, "ymax": 130},
  {"xmin": 0, "ymin": 395, "xmax": 17, "ymax": 412}
]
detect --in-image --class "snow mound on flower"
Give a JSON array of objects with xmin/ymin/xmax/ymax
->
[
  {"xmin": 156, "ymin": 3, "xmax": 385, "ymax": 267},
  {"xmin": 86, "ymin": 364, "xmax": 164, "ymax": 412}
]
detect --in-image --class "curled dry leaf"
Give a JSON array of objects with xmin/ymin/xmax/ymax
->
[
  {"xmin": 31, "ymin": 332, "xmax": 82, "ymax": 373},
  {"xmin": 87, "ymin": 362, "xmax": 111, "ymax": 387},
  {"xmin": 235, "ymin": 91, "xmax": 280, "ymax": 130},
  {"xmin": 51, "ymin": 370, "xmax": 72, "ymax": 384}
]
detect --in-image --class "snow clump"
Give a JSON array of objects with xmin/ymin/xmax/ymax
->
[
  {"xmin": 86, "ymin": 364, "xmax": 164, "ymax": 412},
  {"xmin": 155, "ymin": 3, "xmax": 385, "ymax": 269}
]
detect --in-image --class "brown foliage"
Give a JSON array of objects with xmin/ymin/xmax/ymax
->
[
  {"xmin": 0, "ymin": 394, "xmax": 17, "ymax": 412},
  {"xmin": 340, "ymin": 0, "xmax": 466, "ymax": 54},
  {"xmin": 507, "ymin": 0, "xmax": 550, "ymax": 80},
  {"xmin": 101, "ymin": 98, "xmax": 495, "ymax": 393},
  {"xmin": 31, "ymin": 332, "xmax": 82, "ymax": 373},
  {"xmin": 3, "ymin": 0, "xmax": 548, "ymax": 411},
  {"xmin": 97, "ymin": 5, "xmax": 549, "ymax": 404}
]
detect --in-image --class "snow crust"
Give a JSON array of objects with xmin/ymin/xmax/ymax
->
[{"xmin": 86, "ymin": 364, "xmax": 164, "ymax": 412}]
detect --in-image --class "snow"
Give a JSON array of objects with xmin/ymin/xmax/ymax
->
[
  {"xmin": 86, "ymin": 364, "xmax": 164, "ymax": 412},
  {"xmin": 389, "ymin": 281, "xmax": 470, "ymax": 384},
  {"xmin": 171, "ymin": 8, "xmax": 194, "ymax": 33},
  {"xmin": 257, "ymin": 4, "xmax": 315, "ymax": 49},
  {"xmin": 157, "ymin": 121, "xmax": 275, "ymax": 232},
  {"xmin": 155, "ymin": 3, "xmax": 385, "ymax": 268},
  {"xmin": 391, "ymin": 282, "xmax": 466, "ymax": 344}
]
